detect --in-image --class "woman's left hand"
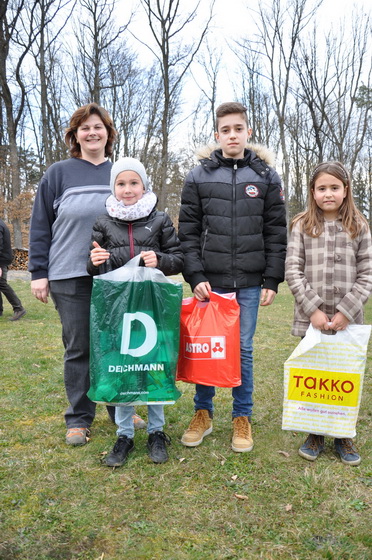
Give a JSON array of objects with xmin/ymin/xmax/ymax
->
[
  {"xmin": 31, "ymin": 278, "xmax": 50, "ymax": 303},
  {"xmin": 141, "ymin": 250, "xmax": 158, "ymax": 268}
]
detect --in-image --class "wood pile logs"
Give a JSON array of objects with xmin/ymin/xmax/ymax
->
[{"xmin": 9, "ymin": 248, "xmax": 29, "ymax": 271}]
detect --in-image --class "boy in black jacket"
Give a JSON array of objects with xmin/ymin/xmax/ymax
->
[{"xmin": 178, "ymin": 102, "xmax": 286, "ymax": 452}]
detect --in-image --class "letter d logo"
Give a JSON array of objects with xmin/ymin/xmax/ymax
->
[{"xmin": 120, "ymin": 312, "xmax": 157, "ymax": 357}]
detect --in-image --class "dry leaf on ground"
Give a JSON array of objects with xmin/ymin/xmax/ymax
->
[
  {"xmin": 278, "ymin": 450, "xmax": 290, "ymax": 458},
  {"xmin": 234, "ymin": 493, "xmax": 249, "ymax": 500}
]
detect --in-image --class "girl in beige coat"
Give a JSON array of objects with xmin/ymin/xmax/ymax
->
[{"xmin": 285, "ymin": 161, "xmax": 372, "ymax": 465}]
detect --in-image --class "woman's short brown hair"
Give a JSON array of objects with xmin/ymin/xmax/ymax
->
[{"xmin": 64, "ymin": 103, "xmax": 117, "ymax": 158}]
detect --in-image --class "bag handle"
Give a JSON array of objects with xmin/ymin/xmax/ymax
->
[
  {"xmin": 302, "ymin": 323, "xmax": 372, "ymax": 352},
  {"xmin": 124, "ymin": 255, "xmax": 142, "ymax": 268},
  {"xmin": 209, "ymin": 291, "xmax": 237, "ymax": 302},
  {"xmin": 182, "ymin": 291, "xmax": 238, "ymax": 311}
]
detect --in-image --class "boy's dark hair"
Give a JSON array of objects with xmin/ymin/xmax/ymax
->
[
  {"xmin": 215, "ymin": 102, "xmax": 249, "ymax": 130},
  {"xmin": 65, "ymin": 102, "xmax": 117, "ymax": 158}
]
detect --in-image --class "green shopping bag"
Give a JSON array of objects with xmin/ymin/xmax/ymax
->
[{"xmin": 88, "ymin": 256, "xmax": 182, "ymax": 405}]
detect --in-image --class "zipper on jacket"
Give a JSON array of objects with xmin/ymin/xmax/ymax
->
[
  {"xmin": 232, "ymin": 163, "xmax": 237, "ymax": 288},
  {"xmin": 201, "ymin": 228, "xmax": 208, "ymax": 258},
  {"xmin": 128, "ymin": 223, "xmax": 135, "ymax": 259}
]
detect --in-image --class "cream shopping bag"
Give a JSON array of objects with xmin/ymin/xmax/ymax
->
[{"xmin": 282, "ymin": 324, "xmax": 371, "ymax": 438}]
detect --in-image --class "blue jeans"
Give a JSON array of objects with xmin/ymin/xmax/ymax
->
[
  {"xmin": 115, "ymin": 405, "xmax": 165, "ymax": 439},
  {"xmin": 50, "ymin": 277, "xmax": 96, "ymax": 429},
  {"xmin": 194, "ymin": 286, "xmax": 261, "ymax": 418}
]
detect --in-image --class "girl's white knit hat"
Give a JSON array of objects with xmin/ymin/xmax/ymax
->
[{"xmin": 110, "ymin": 157, "xmax": 151, "ymax": 193}]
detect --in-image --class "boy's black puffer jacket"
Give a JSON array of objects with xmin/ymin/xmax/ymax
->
[
  {"xmin": 87, "ymin": 209, "xmax": 183, "ymax": 277},
  {"xmin": 178, "ymin": 145, "xmax": 287, "ymax": 291}
]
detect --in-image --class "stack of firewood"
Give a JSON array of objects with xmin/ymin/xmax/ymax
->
[{"xmin": 9, "ymin": 248, "xmax": 29, "ymax": 270}]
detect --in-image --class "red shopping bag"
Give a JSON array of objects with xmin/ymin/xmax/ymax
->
[{"xmin": 176, "ymin": 292, "xmax": 241, "ymax": 387}]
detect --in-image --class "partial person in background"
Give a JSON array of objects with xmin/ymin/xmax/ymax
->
[
  {"xmin": 28, "ymin": 103, "xmax": 145, "ymax": 447},
  {"xmin": 0, "ymin": 218, "xmax": 26, "ymax": 321}
]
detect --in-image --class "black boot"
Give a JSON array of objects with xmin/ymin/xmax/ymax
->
[
  {"xmin": 104, "ymin": 436, "xmax": 134, "ymax": 467},
  {"xmin": 147, "ymin": 431, "xmax": 171, "ymax": 463}
]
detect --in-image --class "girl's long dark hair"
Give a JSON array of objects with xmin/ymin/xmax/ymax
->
[{"xmin": 291, "ymin": 161, "xmax": 368, "ymax": 238}]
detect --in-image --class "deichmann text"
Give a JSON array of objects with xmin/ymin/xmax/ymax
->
[{"xmin": 108, "ymin": 364, "xmax": 165, "ymax": 372}]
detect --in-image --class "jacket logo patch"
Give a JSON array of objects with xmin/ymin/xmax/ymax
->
[
  {"xmin": 245, "ymin": 185, "xmax": 259, "ymax": 198},
  {"xmin": 279, "ymin": 188, "xmax": 285, "ymax": 201}
]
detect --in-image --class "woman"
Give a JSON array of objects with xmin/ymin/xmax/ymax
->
[{"xmin": 29, "ymin": 103, "xmax": 145, "ymax": 446}]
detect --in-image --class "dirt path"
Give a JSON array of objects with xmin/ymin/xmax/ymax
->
[{"xmin": 8, "ymin": 270, "xmax": 31, "ymax": 281}]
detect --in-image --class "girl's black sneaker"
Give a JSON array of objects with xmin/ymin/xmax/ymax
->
[
  {"xmin": 104, "ymin": 435, "xmax": 134, "ymax": 467},
  {"xmin": 147, "ymin": 431, "xmax": 171, "ymax": 463}
]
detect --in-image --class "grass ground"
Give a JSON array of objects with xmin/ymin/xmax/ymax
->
[{"xmin": 0, "ymin": 279, "xmax": 371, "ymax": 560}]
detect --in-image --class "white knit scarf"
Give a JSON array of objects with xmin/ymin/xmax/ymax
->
[{"xmin": 105, "ymin": 191, "xmax": 157, "ymax": 221}]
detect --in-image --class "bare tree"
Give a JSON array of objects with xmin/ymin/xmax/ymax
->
[
  {"xmin": 187, "ymin": 43, "xmax": 222, "ymax": 148},
  {"xmin": 23, "ymin": 0, "xmax": 76, "ymax": 168},
  {"xmin": 103, "ymin": 48, "xmax": 163, "ymax": 166},
  {"xmin": 0, "ymin": 0, "xmax": 39, "ymax": 247},
  {"xmin": 33, "ymin": 0, "xmax": 75, "ymax": 166},
  {"xmin": 237, "ymin": 48, "xmax": 278, "ymax": 148},
  {"xmin": 67, "ymin": 0, "xmax": 130, "ymax": 106},
  {"xmin": 294, "ymin": 13, "xmax": 372, "ymax": 173},
  {"xmin": 57, "ymin": 0, "xmax": 166, "ymax": 175},
  {"xmin": 238, "ymin": 0, "xmax": 321, "ymax": 225},
  {"xmin": 286, "ymin": 94, "xmax": 314, "ymax": 218},
  {"xmin": 137, "ymin": 66, "xmax": 164, "ymax": 167},
  {"xmin": 134, "ymin": 0, "xmax": 215, "ymax": 210}
]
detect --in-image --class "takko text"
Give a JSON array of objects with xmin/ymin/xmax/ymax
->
[
  {"xmin": 287, "ymin": 367, "xmax": 361, "ymax": 407},
  {"xmin": 293, "ymin": 375, "xmax": 354, "ymax": 393}
]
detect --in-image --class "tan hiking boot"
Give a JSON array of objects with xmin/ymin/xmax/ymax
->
[
  {"xmin": 181, "ymin": 409, "xmax": 213, "ymax": 447},
  {"xmin": 232, "ymin": 416, "xmax": 253, "ymax": 452}
]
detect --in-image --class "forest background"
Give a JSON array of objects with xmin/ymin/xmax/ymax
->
[{"xmin": 0, "ymin": 0, "xmax": 371, "ymax": 249}]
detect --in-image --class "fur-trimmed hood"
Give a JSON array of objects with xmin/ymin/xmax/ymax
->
[{"xmin": 195, "ymin": 142, "xmax": 276, "ymax": 167}]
